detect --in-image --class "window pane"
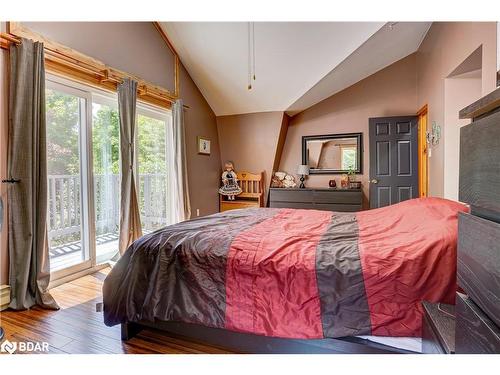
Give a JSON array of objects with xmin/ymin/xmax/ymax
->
[
  {"xmin": 46, "ymin": 87, "xmax": 87, "ymax": 271},
  {"xmin": 92, "ymin": 99, "xmax": 120, "ymax": 262},
  {"xmin": 137, "ymin": 112, "xmax": 168, "ymax": 232},
  {"xmin": 341, "ymin": 148, "xmax": 356, "ymax": 170}
]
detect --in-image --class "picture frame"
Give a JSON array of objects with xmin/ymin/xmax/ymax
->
[{"xmin": 197, "ymin": 136, "xmax": 211, "ymax": 155}]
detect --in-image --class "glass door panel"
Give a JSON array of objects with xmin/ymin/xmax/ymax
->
[
  {"xmin": 92, "ymin": 96, "xmax": 120, "ymax": 262},
  {"xmin": 46, "ymin": 85, "xmax": 89, "ymax": 272},
  {"xmin": 137, "ymin": 111, "xmax": 170, "ymax": 232}
]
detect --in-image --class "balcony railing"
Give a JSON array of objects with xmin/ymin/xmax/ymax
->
[{"xmin": 47, "ymin": 173, "xmax": 168, "ymax": 254}]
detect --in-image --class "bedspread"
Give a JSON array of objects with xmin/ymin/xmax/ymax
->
[{"xmin": 103, "ymin": 197, "xmax": 468, "ymax": 338}]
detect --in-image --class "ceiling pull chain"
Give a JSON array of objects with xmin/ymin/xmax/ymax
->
[
  {"xmin": 247, "ymin": 22, "xmax": 252, "ymax": 90},
  {"xmin": 252, "ymin": 22, "xmax": 256, "ymax": 81}
]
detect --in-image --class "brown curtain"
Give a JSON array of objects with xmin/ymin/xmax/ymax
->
[
  {"xmin": 8, "ymin": 38, "xmax": 58, "ymax": 310},
  {"xmin": 118, "ymin": 78, "xmax": 142, "ymax": 255}
]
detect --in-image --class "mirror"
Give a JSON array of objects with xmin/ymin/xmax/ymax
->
[{"xmin": 302, "ymin": 133, "xmax": 363, "ymax": 174}]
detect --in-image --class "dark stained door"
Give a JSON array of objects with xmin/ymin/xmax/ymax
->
[{"xmin": 369, "ymin": 116, "xmax": 419, "ymax": 209}]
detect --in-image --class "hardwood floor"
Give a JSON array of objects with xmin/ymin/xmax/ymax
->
[{"xmin": 0, "ymin": 268, "xmax": 234, "ymax": 354}]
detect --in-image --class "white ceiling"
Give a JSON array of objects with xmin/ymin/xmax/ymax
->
[
  {"xmin": 287, "ymin": 22, "xmax": 432, "ymax": 115},
  {"xmin": 161, "ymin": 22, "xmax": 431, "ymax": 116}
]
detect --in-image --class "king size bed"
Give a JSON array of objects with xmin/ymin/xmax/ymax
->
[{"xmin": 103, "ymin": 197, "xmax": 468, "ymax": 354}]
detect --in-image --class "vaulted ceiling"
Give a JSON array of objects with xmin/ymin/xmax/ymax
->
[{"xmin": 160, "ymin": 22, "xmax": 432, "ymax": 116}]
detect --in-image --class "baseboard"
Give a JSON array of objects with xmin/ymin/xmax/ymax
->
[
  {"xmin": 0, "ymin": 284, "xmax": 11, "ymax": 311},
  {"xmin": 0, "ymin": 264, "xmax": 108, "ymax": 307}
]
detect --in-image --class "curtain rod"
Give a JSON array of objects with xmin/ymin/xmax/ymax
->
[{"xmin": 0, "ymin": 32, "xmax": 189, "ymax": 109}]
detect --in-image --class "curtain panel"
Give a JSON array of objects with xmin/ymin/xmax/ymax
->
[
  {"xmin": 118, "ymin": 78, "xmax": 142, "ymax": 255},
  {"xmin": 170, "ymin": 99, "xmax": 191, "ymax": 223},
  {"xmin": 8, "ymin": 38, "xmax": 58, "ymax": 310}
]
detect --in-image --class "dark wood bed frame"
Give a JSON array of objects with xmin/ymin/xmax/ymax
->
[
  {"xmin": 120, "ymin": 88, "xmax": 500, "ymax": 354},
  {"xmin": 121, "ymin": 320, "xmax": 415, "ymax": 354}
]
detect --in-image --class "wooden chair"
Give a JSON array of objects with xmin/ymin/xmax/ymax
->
[{"xmin": 219, "ymin": 171, "xmax": 264, "ymax": 212}]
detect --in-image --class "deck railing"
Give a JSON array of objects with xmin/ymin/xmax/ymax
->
[{"xmin": 48, "ymin": 173, "xmax": 168, "ymax": 242}]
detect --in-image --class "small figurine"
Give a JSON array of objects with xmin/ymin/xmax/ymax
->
[{"xmin": 219, "ymin": 161, "xmax": 242, "ymax": 200}]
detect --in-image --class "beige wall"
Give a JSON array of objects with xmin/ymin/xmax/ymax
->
[
  {"xmin": 217, "ymin": 111, "xmax": 287, "ymax": 204},
  {"xmin": 0, "ymin": 22, "xmax": 221, "ymax": 284},
  {"xmin": 443, "ymin": 70, "xmax": 482, "ymax": 200},
  {"xmin": 416, "ymin": 22, "xmax": 497, "ymax": 197},
  {"xmin": 23, "ymin": 22, "xmax": 176, "ymax": 93},
  {"xmin": 279, "ymin": 54, "xmax": 418, "ymax": 207},
  {"xmin": 0, "ymin": 23, "xmax": 8, "ymax": 285},
  {"xmin": 180, "ymin": 64, "xmax": 222, "ymax": 216}
]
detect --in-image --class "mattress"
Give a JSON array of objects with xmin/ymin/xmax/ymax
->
[{"xmin": 357, "ymin": 335, "xmax": 422, "ymax": 353}]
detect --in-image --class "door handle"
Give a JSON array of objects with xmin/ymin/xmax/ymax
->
[{"xmin": 371, "ymin": 179, "xmax": 379, "ymax": 184}]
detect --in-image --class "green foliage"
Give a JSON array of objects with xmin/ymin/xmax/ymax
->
[
  {"xmin": 46, "ymin": 88, "xmax": 168, "ymax": 177},
  {"xmin": 137, "ymin": 114, "xmax": 167, "ymax": 175},
  {"xmin": 92, "ymin": 103, "xmax": 120, "ymax": 175},
  {"xmin": 342, "ymin": 149, "xmax": 356, "ymax": 171},
  {"xmin": 46, "ymin": 89, "xmax": 80, "ymax": 175}
]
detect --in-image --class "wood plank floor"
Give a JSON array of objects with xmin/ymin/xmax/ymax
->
[{"xmin": 0, "ymin": 268, "xmax": 234, "ymax": 354}]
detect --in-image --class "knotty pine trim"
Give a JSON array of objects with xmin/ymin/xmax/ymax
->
[{"xmin": 1, "ymin": 22, "xmax": 179, "ymax": 109}]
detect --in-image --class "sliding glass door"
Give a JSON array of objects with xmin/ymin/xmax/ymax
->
[
  {"xmin": 46, "ymin": 75, "xmax": 173, "ymax": 279},
  {"xmin": 46, "ymin": 81, "xmax": 91, "ymax": 274}
]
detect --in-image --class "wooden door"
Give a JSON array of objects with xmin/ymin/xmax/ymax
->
[{"xmin": 369, "ymin": 116, "xmax": 419, "ymax": 208}]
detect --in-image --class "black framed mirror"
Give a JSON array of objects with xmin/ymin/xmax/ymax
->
[{"xmin": 302, "ymin": 132, "xmax": 363, "ymax": 174}]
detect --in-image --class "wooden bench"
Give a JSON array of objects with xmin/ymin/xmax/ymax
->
[{"xmin": 219, "ymin": 171, "xmax": 264, "ymax": 212}]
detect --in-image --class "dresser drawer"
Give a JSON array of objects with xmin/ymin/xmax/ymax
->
[
  {"xmin": 422, "ymin": 314, "xmax": 446, "ymax": 354},
  {"xmin": 422, "ymin": 301, "xmax": 455, "ymax": 354},
  {"xmin": 313, "ymin": 190, "xmax": 362, "ymax": 204},
  {"xmin": 269, "ymin": 188, "xmax": 363, "ymax": 212},
  {"xmin": 269, "ymin": 201, "xmax": 314, "ymax": 210},
  {"xmin": 314, "ymin": 203, "xmax": 362, "ymax": 212},
  {"xmin": 455, "ymin": 292, "xmax": 500, "ymax": 354},
  {"xmin": 458, "ymin": 212, "xmax": 500, "ymax": 327},
  {"xmin": 269, "ymin": 189, "xmax": 312, "ymax": 203}
]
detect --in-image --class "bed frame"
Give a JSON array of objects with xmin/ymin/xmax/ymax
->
[
  {"xmin": 121, "ymin": 321, "xmax": 415, "ymax": 354},
  {"xmin": 119, "ymin": 88, "xmax": 500, "ymax": 354}
]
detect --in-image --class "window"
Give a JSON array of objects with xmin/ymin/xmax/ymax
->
[
  {"xmin": 341, "ymin": 146, "xmax": 357, "ymax": 170},
  {"xmin": 45, "ymin": 75, "xmax": 172, "ymax": 277},
  {"xmin": 46, "ymin": 83, "xmax": 91, "ymax": 273}
]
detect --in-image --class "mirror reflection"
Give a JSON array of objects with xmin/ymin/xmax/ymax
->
[{"xmin": 302, "ymin": 133, "xmax": 362, "ymax": 174}]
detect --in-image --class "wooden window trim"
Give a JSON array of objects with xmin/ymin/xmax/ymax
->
[{"xmin": 1, "ymin": 22, "xmax": 179, "ymax": 109}]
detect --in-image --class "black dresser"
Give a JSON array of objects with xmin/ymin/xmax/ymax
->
[
  {"xmin": 454, "ymin": 87, "xmax": 500, "ymax": 354},
  {"xmin": 269, "ymin": 188, "xmax": 362, "ymax": 212},
  {"xmin": 421, "ymin": 87, "xmax": 500, "ymax": 355}
]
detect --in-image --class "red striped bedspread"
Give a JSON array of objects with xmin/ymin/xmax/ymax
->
[{"xmin": 103, "ymin": 197, "xmax": 468, "ymax": 338}]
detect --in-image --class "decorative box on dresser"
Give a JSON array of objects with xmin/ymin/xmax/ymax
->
[
  {"xmin": 269, "ymin": 188, "xmax": 363, "ymax": 212},
  {"xmin": 454, "ymin": 86, "xmax": 500, "ymax": 354}
]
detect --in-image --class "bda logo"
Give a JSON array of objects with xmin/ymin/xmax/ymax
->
[
  {"xmin": 0, "ymin": 339, "xmax": 48, "ymax": 354},
  {"xmin": 0, "ymin": 339, "xmax": 17, "ymax": 354}
]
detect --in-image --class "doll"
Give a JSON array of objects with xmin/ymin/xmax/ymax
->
[{"xmin": 219, "ymin": 161, "xmax": 242, "ymax": 200}]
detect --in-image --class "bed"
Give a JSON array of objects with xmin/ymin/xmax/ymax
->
[{"xmin": 103, "ymin": 197, "xmax": 468, "ymax": 353}]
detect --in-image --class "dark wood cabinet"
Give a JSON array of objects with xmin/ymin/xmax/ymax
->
[
  {"xmin": 455, "ymin": 293, "xmax": 500, "ymax": 354},
  {"xmin": 422, "ymin": 301, "xmax": 455, "ymax": 354},
  {"xmin": 455, "ymin": 87, "xmax": 500, "ymax": 354},
  {"xmin": 269, "ymin": 188, "xmax": 362, "ymax": 212},
  {"xmin": 457, "ymin": 212, "xmax": 500, "ymax": 328}
]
